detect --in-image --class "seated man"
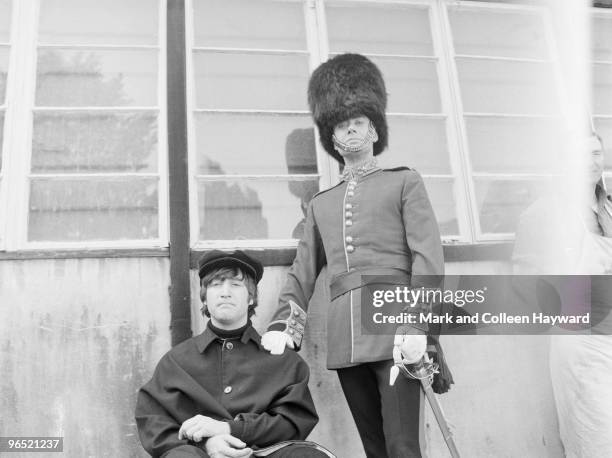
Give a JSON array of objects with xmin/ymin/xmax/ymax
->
[{"xmin": 136, "ymin": 250, "xmax": 330, "ymax": 458}]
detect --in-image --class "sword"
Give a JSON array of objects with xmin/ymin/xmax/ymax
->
[{"xmin": 390, "ymin": 353, "xmax": 460, "ymax": 458}]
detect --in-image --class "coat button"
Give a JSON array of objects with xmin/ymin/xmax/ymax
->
[
  {"xmin": 345, "ymin": 203, "xmax": 352, "ymax": 209},
  {"xmin": 345, "ymin": 211, "xmax": 353, "ymax": 217},
  {"xmin": 294, "ymin": 310, "xmax": 300, "ymax": 316},
  {"xmin": 291, "ymin": 319, "xmax": 296, "ymax": 325},
  {"xmin": 345, "ymin": 236, "xmax": 353, "ymax": 243},
  {"xmin": 347, "ymin": 191, "xmax": 354, "ymax": 197},
  {"xmin": 224, "ymin": 386, "xmax": 232, "ymax": 394},
  {"xmin": 346, "ymin": 245, "xmax": 355, "ymax": 253},
  {"xmin": 345, "ymin": 220, "xmax": 353, "ymax": 226},
  {"xmin": 349, "ymin": 180, "xmax": 357, "ymax": 186},
  {"xmin": 289, "ymin": 329, "xmax": 295, "ymax": 334},
  {"xmin": 225, "ymin": 342, "xmax": 233, "ymax": 350}
]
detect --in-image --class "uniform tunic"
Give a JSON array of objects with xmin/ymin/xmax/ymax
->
[
  {"xmin": 269, "ymin": 167, "xmax": 444, "ymax": 369},
  {"xmin": 135, "ymin": 325, "xmax": 318, "ymax": 458}
]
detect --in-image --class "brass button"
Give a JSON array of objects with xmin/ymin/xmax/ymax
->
[
  {"xmin": 349, "ymin": 180, "xmax": 357, "ymax": 186},
  {"xmin": 346, "ymin": 245, "xmax": 355, "ymax": 253},
  {"xmin": 291, "ymin": 319, "xmax": 296, "ymax": 325},
  {"xmin": 224, "ymin": 386, "xmax": 232, "ymax": 394},
  {"xmin": 345, "ymin": 203, "xmax": 352, "ymax": 209},
  {"xmin": 289, "ymin": 329, "xmax": 295, "ymax": 334},
  {"xmin": 294, "ymin": 310, "xmax": 300, "ymax": 316},
  {"xmin": 345, "ymin": 236, "xmax": 353, "ymax": 243},
  {"xmin": 347, "ymin": 191, "xmax": 354, "ymax": 197},
  {"xmin": 226, "ymin": 342, "xmax": 233, "ymax": 350},
  {"xmin": 345, "ymin": 220, "xmax": 353, "ymax": 226},
  {"xmin": 345, "ymin": 211, "xmax": 353, "ymax": 217}
]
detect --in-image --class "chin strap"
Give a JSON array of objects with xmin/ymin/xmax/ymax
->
[{"xmin": 332, "ymin": 122, "xmax": 378, "ymax": 153}]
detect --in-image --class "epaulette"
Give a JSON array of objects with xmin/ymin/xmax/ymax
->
[
  {"xmin": 384, "ymin": 166, "xmax": 414, "ymax": 172},
  {"xmin": 312, "ymin": 180, "xmax": 344, "ymax": 199}
]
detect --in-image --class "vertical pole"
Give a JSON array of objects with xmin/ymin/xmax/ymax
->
[{"xmin": 167, "ymin": 0, "xmax": 192, "ymax": 346}]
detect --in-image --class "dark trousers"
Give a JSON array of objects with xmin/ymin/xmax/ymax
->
[{"xmin": 337, "ymin": 359, "xmax": 423, "ymax": 458}]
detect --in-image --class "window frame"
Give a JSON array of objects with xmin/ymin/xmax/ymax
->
[
  {"xmin": 0, "ymin": 0, "xmax": 169, "ymax": 251},
  {"xmin": 185, "ymin": 0, "xmax": 337, "ymax": 250}
]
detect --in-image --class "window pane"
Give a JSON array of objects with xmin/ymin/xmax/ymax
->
[
  {"xmin": 378, "ymin": 118, "xmax": 451, "ymax": 174},
  {"xmin": 369, "ymin": 57, "xmax": 441, "ymax": 113},
  {"xmin": 423, "ymin": 178, "xmax": 459, "ymax": 237},
  {"xmin": 457, "ymin": 58, "xmax": 557, "ymax": 114},
  {"xmin": 0, "ymin": 46, "xmax": 8, "ymax": 104},
  {"xmin": 593, "ymin": 63, "xmax": 612, "ymax": 115},
  {"xmin": 475, "ymin": 179, "xmax": 548, "ymax": 234},
  {"xmin": 448, "ymin": 7, "xmax": 548, "ymax": 59},
  {"xmin": 0, "ymin": 111, "xmax": 4, "ymax": 170},
  {"xmin": 198, "ymin": 178, "xmax": 319, "ymax": 240},
  {"xmin": 0, "ymin": 0, "xmax": 10, "ymax": 42},
  {"xmin": 195, "ymin": 113, "xmax": 316, "ymax": 175},
  {"xmin": 36, "ymin": 49, "xmax": 158, "ymax": 107},
  {"xmin": 194, "ymin": 0, "xmax": 305, "ymax": 49},
  {"xmin": 326, "ymin": 4, "xmax": 433, "ymax": 55},
  {"xmin": 593, "ymin": 118, "xmax": 612, "ymax": 171},
  {"xmin": 466, "ymin": 117, "xmax": 564, "ymax": 173},
  {"xmin": 193, "ymin": 52, "xmax": 308, "ymax": 110},
  {"xmin": 38, "ymin": 0, "xmax": 158, "ymax": 45},
  {"xmin": 593, "ymin": 15, "xmax": 612, "ymax": 62},
  {"xmin": 32, "ymin": 112, "xmax": 158, "ymax": 173},
  {"xmin": 28, "ymin": 178, "xmax": 158, "ymax": 241}
]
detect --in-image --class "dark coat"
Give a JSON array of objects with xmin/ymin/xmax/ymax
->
[{"xmin": 135, "ymin": 325, "xmax": 318, "ymax": 457}]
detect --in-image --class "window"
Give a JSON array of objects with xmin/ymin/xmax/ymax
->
[
  {"xmin": 186, "ymin": 0, "xmax": 567, "ymax": 246},
  {"xmin": 445, "ymin": 2, "xmax": 563, "ymax": 240},
  {"xmin": 0, "ymin": 1, "xmax": 605, "ymax": 252},
  {"xmin": 592, "ymin": 8, "xmax": 612, "ymax": 190},
  {"xmin": 187, "ymin": 0, "xmax": 325, "ymax": 248},
  {"xmin": 1, "ymin": 0, "xmax": 166, "ymax": 249},
  {"xmin": 0, "ymin": 0, "xmax": 12, "ymax": 247}
]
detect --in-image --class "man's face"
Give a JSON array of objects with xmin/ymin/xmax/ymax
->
[
  {"xmin": 588, "ymin": 135, "xmax": 605, "ymax": 185},
  {"xmin": 333, "ymin": 115, "xmax": 373, "ymax": 155},
  {"xmin": 205, "ymin": 272, "xmax": 252, "ymax": 329}
]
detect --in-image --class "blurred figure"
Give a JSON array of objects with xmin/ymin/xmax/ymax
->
[{"xmin": 513, "ymin": 133, "xmax": 612, "ymax": 457}]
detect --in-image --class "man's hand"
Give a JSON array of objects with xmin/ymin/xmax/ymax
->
[
  {"xmin": 205, "ymin": 434, "xmax": 252, "ymax": 458},
  {"xmin": 261, "ymin": 331, "xmax": 294, "ymax": 355},
  {"xmin": 178, "ymin": 415, "xmax": 230, "ymax": 443},
  {"xmin": 393, "ymin": 327, "xmax": 426, "ymax": 365}
]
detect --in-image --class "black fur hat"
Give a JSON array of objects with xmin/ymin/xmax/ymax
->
[{"xmin": 308, "ymin": 53, "xmax": 388, "ymax": 164}]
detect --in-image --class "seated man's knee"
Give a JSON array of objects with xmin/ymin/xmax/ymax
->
[{"xmin": 162, "ymin": 444, "xmax": 209, "ymax": 458}]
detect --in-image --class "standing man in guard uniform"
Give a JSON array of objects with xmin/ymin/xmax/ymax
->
[{"xmin": 261, "ymin": 54, "xmax": 453, "ymax": 458}]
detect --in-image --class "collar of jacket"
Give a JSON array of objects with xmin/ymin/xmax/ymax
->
[
  {"xmin": 340, "ymin": 158, "xmax": 380, "ymax": 181},
  {"xmin": 195, "ymin": 324, "xmax": 262, "ymax": 353}
]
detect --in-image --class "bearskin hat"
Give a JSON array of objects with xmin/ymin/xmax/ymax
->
[{"xmin": 308, "ymin": 53, "xmax": 388, "ymax": 164}]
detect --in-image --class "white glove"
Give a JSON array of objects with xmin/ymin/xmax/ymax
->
[
  {"xmin": 393, "ymin": 332, "xmax": 426, "ymax": 365},
  {"xmin": 261, "ymin": 331, "xmax": 295, "ymax": 355}
]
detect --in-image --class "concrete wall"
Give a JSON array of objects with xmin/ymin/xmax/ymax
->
[{"xmin": 0, "ymin": 257, "xmax": 563, "ymax": 457}]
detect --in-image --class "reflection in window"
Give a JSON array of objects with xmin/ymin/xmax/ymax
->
[
  {"xmin": 28, "ymin": 178, "xmax": 158, "ymax": 241},
  {"xmin": 32, "ymin": 112, "xmax": 158, "ymax": 173},
  {"xmin": 36, "ymin": 49, "xmax": 158, "ymax": 107},
  {"xmin": 198, "ymin": 178, "xmax": 319, "ymax": 241}
]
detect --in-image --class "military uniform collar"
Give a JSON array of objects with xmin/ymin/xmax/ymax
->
[
  {"xmin": 340, "ymin": 158, "xmax": 380, "ymax": 181},
  {"xmin": 195, "ymin": 323, "xmax": 262, "ymax": 353}
]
